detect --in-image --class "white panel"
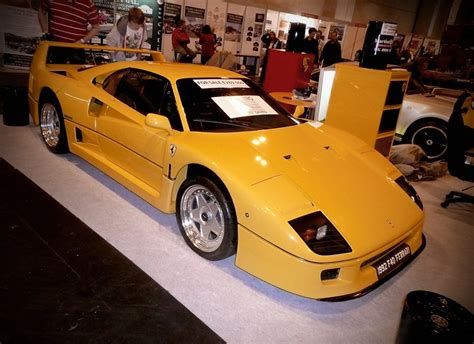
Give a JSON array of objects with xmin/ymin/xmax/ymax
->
[
  {"xmin": 223, "ymin": 3, "xmax": 245, "ymax": 54},
  {"xmin": 206, "ymin": 0, "xmax": 228, "ymax": 52},
  {"xmin": 162, "ymin": 0, "xmax": 184, "ymax": 61},
  {"xmin": 184, "ymin": 0, "xmax": 207, "ymax": 55},
  {"xmin": 240, "ymin": 6, "xmax": 266, "ymax": 56},
  {"xmin": 335, "ymin": 0, "xmax": 356, "ymax": 22},
  {"xmin": 341, "ymin": 25, "xmax": 357, "ymax": 60},
  {"xmin": 352, "ymin": 26, "xmax": 367, "ymax": 60},
  {"xmin": 264, "ymin": 9, "xmax": 279, "ymax": 33}
]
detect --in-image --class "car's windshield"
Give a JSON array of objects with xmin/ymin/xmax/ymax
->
[{"xmin": 177, "ymin": 78, "xmax": 299, "ymax": 132}]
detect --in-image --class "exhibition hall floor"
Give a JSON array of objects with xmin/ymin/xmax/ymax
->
[{"xmin": 1, "ymin": 122, "xmax": 473, "ymax": 343}]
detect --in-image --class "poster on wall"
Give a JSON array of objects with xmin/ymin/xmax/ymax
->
[
  {"xmin": 206, "ymin": 0, "xmax": 227, "ymax": 50},
  {"xmin": 329, "ymin": 23, "xmax": 345, "ymax": 41},
  {"xmin": 225, "ymin": 13, "xmax": 243, "ymax": 42},
  {"xmin": 93, "ymin": 0, "xmax": 115, "ymax": 25},
  {"xmin": 241, "ymin": 7, "xmax": 265, "ymax": 56},
  {"xmin": 163, "ymin": 2, "xmax": 182, "ymax": 34},
  {"xmin": 393, "ymin": 33, "xmax": 405, "ymax": 48},
  {"xmin": 154, "ymin": 0, "xmax": 165, "ymax": 51},
  {"xmin": 407, "ymin": 34, "xmax": 424, "ymax": 57},
  {"xmin": 184, "ymin": 6, "xmax": 205, "ymax": 38},
  {"xmin": 422, "ymin": 38, "xmax": 440, "ymax": 56},
  {"xmin": 0, "ymin": 5, "xmax": 41, "ymax": 69},
  {"xmin": 264, "ymin": 9, "xmax": 279, "ymax": 33}
]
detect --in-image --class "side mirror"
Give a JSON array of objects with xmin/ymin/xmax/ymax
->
[
  {"xmin": 293, "ymin": 105, "xmax": 305, "ymax": 118},
  {"xmin": 145, "ymin": 113, "xmax": 173, "ymax": 135}
]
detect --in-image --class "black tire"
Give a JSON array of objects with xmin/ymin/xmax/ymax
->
[
  {"xmin": 403, "ymin": 120, "xmax": 448, "ymax": 161},
  {"xmin": 39, "ymin": 94, "xmax": 69, "ymax": 154},
  {"xmin": 176, "ymin": 176, "xmax": 237, "ymax": 260}
]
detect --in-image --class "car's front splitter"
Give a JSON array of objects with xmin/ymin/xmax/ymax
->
[
  {"xmin": 320, "ymin": 234, "xmax": 426, "ymax": 302},
  {"xmin": 235, "ymin": 224, "xmax": 425, "ymax": 300}
]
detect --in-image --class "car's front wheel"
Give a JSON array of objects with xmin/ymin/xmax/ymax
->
[
  {"xmin": 403, "ymin": 120, "xmax": 448, "ymax": 161},
  {"xmin": 39, "ymin": 95, "xmax": 69, "ymax": 154},
  {"xmin": 177, "ymin": 176, "xmax": 237, "ymax": 260}
]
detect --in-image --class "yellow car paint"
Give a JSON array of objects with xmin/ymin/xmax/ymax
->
[{"xmin": 29, "ymin": 41, "xmax": 425, "ymax": 300}]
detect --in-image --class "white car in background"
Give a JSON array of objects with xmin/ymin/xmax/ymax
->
[{"xmin": 395, "ymin": 88, "xmax": 461, "ymax": 161}]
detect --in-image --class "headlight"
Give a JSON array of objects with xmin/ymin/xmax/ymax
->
[
  {"xmin": 289, "ymin": 212, "xmax": 352, "ymax": 255},
  {"xmin": 395, "ymin": 176, "xmax": 423, "ymax": 210}
]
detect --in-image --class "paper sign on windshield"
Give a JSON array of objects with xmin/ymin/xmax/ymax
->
[
  {"xmin": 194, "ymin": 79, "xmax": 249, "ymax": 89},
  {"xmin": 211, "ymin": 96, "xmax": 278, "ymax": 118}
]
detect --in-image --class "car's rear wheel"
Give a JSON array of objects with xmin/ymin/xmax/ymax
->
[
  {"xmin": 403, "ymin": 121, "xmax": 448, "ymax": 161},
  {"xmin": 39, "ymin": 95, "xmax": 69, "ymax": 154},
  {"xmin": 177, "ymin": 176, "xmax": 237, "ymax": 260}
]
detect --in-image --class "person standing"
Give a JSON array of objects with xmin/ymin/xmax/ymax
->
[
  {"xmin": 198, "ymin": 25, "xmax": 216, "ymax": 64},
  {"xmin": 106, "ymin": 7, "xmax": 148, "ymax": 61},
  {"xmin": 319, "ymin": 30, "xmax": 341, "ymax": 67},
  {"xmin": 316, "ymin": 30, "xmax": 324, "ymax": 54},
  {"xmin": 261, "ymin": 31, "xmax": 282, "ymax": 49},
  {"xmin": 172, "ymin": 17, "xmax": 196, "ymax": 63},
  {"xmin": 38, "ymin": 0, "xmax": 100, "ymax": 43},
  {"xmin": 302, "ymin": 28, "xmax": 319, "ymax": 64}
]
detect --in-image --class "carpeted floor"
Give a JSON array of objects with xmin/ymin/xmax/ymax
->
[
  {"xmin": 0, "ymin": 158, "xmax": 224, "ymax": 343},
  {"xmin": 0, "ymin": 122, "xmax": 472, "ymax": 343}
]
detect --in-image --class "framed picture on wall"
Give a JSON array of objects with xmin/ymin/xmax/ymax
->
[
  {"xmin": 329, "ymin": 24, "xmax": 345, "ymax": 41},
  {"xmin": 407, "ymin": 34, "xmax": 424, "ymax": 56},
  {"xmin": 255, "ymin": 13, "xmax": 264, "ymax": 23},
  {"xmin": 422, "ymin": 38, "xmax": 440, "ymax": 56}
]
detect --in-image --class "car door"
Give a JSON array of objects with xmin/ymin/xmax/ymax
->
[{"xmin": 95, "ymin": 68, "xmax": 182, "ymax": 192}]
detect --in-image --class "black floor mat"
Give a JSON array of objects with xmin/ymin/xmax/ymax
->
[{"xmin": 0, "ymin": 158, "xmax": 224, "ymax": 343}]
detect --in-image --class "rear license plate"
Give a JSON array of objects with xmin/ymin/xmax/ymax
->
[{"xmin": 372, "ymin": 244, "xmax": 411, "ymax": 280}]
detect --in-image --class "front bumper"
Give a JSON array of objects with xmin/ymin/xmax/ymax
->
[{"xmin": 235, "ymin": 223, "xmax": 425, "ymax": 300}]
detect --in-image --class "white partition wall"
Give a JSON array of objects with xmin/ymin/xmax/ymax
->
[
  {"xmin": 184, "ymin": 0, "xmax": 207, "ymax": 50},
  {"xmin": 162, "ymin": 0, "xmax": 184, "ymax": 61},
  {"xmin": 241, "ymin": 6, "xmax": 266, "ymax": 57},
  {"xmin": 352, "ymin": 25, "xmax": 367, "ymax": 60},
  {"xmin": 342, "ymin": 25, "xmax": 357, "ymax": 59},
  {"xmin": 206, "ymin": 0, "xmax": 228, "ymax": 52},
  {"xmin": 264, "ymin": 9, "xmax": 279, "ymax": 33},
  {"xmin": 223, "ymin": 3, "xmax": 246, "ymax": 55}
]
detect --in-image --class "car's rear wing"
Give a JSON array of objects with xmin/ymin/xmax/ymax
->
[{"xmin": 31, "ymin": 41, "xmax": 166, "ymax": 72}]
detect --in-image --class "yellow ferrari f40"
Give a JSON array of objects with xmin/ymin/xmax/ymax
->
[{"xmin": 28, "ymin": 42, "xmax": 425, "ymax": 300}]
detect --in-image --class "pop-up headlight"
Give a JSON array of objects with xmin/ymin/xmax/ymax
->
[
  {"xmin": 395, "ymin": 176, "xmax": 423, "ymax": 210},
  {"xmin": 289, "ymin": 212, "xmax": 352, "ymax": 255}
]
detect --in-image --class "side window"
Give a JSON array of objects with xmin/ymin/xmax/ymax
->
[
  {"xmin": 104, "ymin": 69, "xmax": 167, "ymax": 116},
  {"xmin": 103, "ymin": 69, "xmax": 128, "ymax": 96},
  {"xmin": 161, "ymin": 84, "xmax": 183, "ymax": 131},
  {"xmin": 102, "ymin": 68, "xmax": 183, "ymax": 130}
]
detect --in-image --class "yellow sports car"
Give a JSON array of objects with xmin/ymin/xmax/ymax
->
[{"xmin": 28, "ymin": 42, "xmax": 425, "ymax": 300}]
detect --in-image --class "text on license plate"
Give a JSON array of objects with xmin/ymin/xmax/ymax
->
[{"xmin": 372, "ymin": 244, "xmax": 411, "ymax": 280}]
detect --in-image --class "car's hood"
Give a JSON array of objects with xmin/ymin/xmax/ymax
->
[
  {"xmin": 403, "ymin": 94, "xmax": 453, "ymax": 118},
  {"xmin": 173, "ymin": 122, "xmax": 423, "ymax": 258},
  {"xmin": 241, "ymin": 123, "xmax": 421, "ymax": 253}
]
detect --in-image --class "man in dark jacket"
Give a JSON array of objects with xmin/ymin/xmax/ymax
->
[
  {"xmin": 302, "ymin": 28, "xmax": 319, "ymax": 64},
  {"xmin": 319, "ymin": 30, "xmax": 341, "ymax": 67}
]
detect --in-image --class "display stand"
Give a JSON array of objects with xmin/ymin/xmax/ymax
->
[
  {"xmin": 376, "ymin": 69, "xmax": 411, "ymax": 156},
  {"xmin": 323, "ymin": 64, "xmax": 410, "ymax": 156},
  {"xmin": 262, "ymin": 49, "xmax": 314, "ymax": 93}
]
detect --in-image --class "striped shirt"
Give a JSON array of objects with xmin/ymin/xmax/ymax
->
[{"xmin": 41, "ymin": 0, "xmax": 99, "ymax": 42}]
